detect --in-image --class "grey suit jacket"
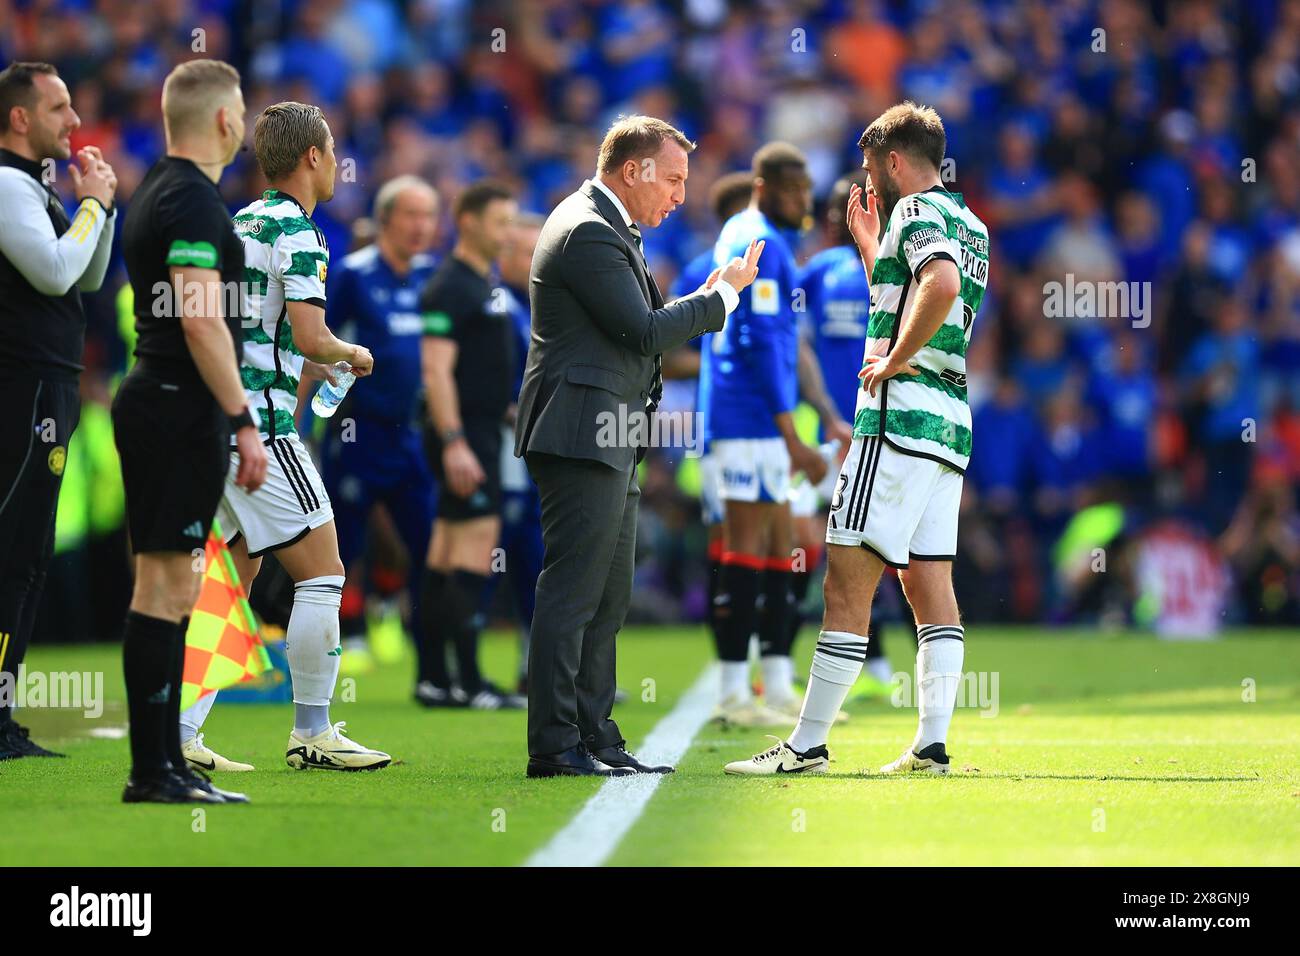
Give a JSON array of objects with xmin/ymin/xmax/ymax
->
[{"xmin": 514, "ymin": 181, "xmax": 726, "ymax": 470}]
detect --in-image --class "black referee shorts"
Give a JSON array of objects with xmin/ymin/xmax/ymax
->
[
  {"xmin": 112, "ymin": 368, "xmax": 230, "ymax": 554},
  {"xmin": 425, "ymin": 418, "xmax": 502, "ymax": 522}
]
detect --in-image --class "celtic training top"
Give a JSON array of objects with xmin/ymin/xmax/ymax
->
[
  {"xmin": 231, "ymin": 189, "xmax": 329, "ymax": 441},
  {"xmin": 852, "ymin": 187, "xmax": 989, "ymax": 473}
]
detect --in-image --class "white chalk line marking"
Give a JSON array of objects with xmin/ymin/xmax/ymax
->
[{"xmin": 524, "ymin": 663, "xmax": 719, "ymax": 867}]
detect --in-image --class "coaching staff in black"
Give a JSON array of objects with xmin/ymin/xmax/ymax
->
[
  {"xmin": 514, "ymin": 115, "xmax": 763, "ymax": 776},
  {"xmin": 0, "ymin": 62, "xmax": 116, "ymax": 760},
  {"xmin": 114, "ymin": 59, "xmax": 267, "ymax": 804}
]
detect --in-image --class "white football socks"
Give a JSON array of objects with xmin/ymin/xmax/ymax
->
[
  {"xmin": 867, "ymin": 657, "xmax": 895, "ymax": 684},
  {"xmin": 720, "ymin": 660, "xmax": 750, "ymax": 704},
  {"xmin": 179, "ymin": 691, "xmax": 217, "ymax": 744},
  {"xmin": 287, "ymin": 574, "xmax": 344, "ymax": 738},
  {"xmin": 788, "ymin": 630, "xmax": 868, "ymax": 753},
  {"xmin": 914, "ymin": 623, "xmax": 965, "ymax": 751},
  {"xmin": 761, "ymin": 654, "xmax": 796, "ymax": 707}
]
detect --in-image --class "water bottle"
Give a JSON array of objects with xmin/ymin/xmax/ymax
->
[{"xmin": 310, "ymin": 361, "xmax": 356, "ymax": 418}]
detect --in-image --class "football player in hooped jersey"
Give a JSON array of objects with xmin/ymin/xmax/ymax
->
[
  {"xmin": 798, "ymin": 171, "xmax": 902, "ymax": 695},
  {"xmin": 182, "ymin": 102, "xmax": 393, "ymax": 773},
  {"xmin": 727, "ymin": 102, "xmax": 990, "ymax": 776},
  {"xmin": 702, "ymin": 142, "xmax": 829, "ymax": 727}
]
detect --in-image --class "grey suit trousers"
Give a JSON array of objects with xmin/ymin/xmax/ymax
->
[{"xmin": 524, "ymin": 451, "xmax": 639, "ymax": 756}]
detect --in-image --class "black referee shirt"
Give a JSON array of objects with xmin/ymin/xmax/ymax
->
[
  {"xmin": 419, "ymin": 256, "xmax": 514, "ymax": 423},
  {"xmin": 122, "ymin": 156, "xmax": 244, "ymax": 382}
]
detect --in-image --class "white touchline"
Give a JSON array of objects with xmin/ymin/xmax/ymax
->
[{"xmin": 524, "ymin": 663, "xmax": 720, "ymax": 868}]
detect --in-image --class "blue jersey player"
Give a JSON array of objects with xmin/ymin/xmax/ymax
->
[
  {"xmin": 317, "ymin": 176, "xmax": 439, "ymax": 697},
  {"xmin": 702, "ymin": 143, "xmax": 828, "ymax": 725},
  {"xmin": 667, "ymin": 171, "xmax": 753, "ymax": 688}
]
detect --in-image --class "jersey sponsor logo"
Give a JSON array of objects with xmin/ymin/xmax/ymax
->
[
  {"xmin": 722, "ymin": 467, "xmax": 755, "ymax": 487},
  {"xmin": 903, "ymin": 227, "xmax": 945, "ymax": 256},
  {"xmin": 751, "ymin": 278, "xmax": 779, "ymax": 315},
  {"xmin": 387, "ymin": 312, "xmax": 425, "ymax": 335},
  {"xmin": 317, "ymin": 261, "xmax": 328, "ymax": 284},
  {"xmin": 47, "ymin": 445, "xmax": 66, "ymax": 476}
]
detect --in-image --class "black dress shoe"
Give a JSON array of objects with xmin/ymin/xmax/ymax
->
[
  {"xmin": 526, "ymin": 744, "xmax": 635, "ymax": 778},
  {"xmin": 0, "ymin": 720, "xmax": 65, "ymax": 759},
  {"xmin": 182, "ymin": 767, "xmax": 250, "ymax": 803},
  {"xmin": 589, "ymin": 743, "xmax": 674, "ymax": 774},
  {"xmin": 122, "ymin": 770, "xmax": 227, "ymax": 804}
]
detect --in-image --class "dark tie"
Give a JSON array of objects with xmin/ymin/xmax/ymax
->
[{"xmin": 627, "ymin": 222, "xmax": 664, "ymax": 412}]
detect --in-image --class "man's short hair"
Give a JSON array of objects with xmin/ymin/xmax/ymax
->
[
  {"xmin": 857, "ymin": 101, "xmax": 946, "ymax": 172},
  {"xmin": 453, "ymin": 181, "xmax": 514, "ymax": 220},
  {"xmin": 254, "ymin": 101, "xmax": 328, "ymax": 182},
  {"xmin": 161, "ymin": 59, "xmax": 240, "ymax": 142},
  {"xmin": 373, "ymin": 174, "xmax": 437, "ymax": 224},
  {"xmin": 751, "ymin": 141, "xmax": 807, "ymax": 183},
  {"xmin": 597, "ymin": 115, "xmax": 695, "ymax": 176},
  {"xmin": 0, "ymin": 62, "xmax": 58, "ymax": 134},
  {"xmin": 710, "ymin": 171, "xmax": 753, "ymax": 222}
]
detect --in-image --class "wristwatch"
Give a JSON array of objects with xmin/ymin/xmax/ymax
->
[
  {"xmin": 440, "ymin": 427, "xmax": 466, "ymax": 445},
  {"xmin": 229, "ymin": 408, "xmax": 255, "ymax": 432}
]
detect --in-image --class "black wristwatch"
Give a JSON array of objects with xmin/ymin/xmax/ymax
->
[{"xmin": 229, "ymin": 408, "xmax": 255, "ymax": 432}]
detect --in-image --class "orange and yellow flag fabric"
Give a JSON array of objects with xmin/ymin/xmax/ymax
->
[{"xmin": 181, "ymin": 520, "xmax": 270, "ymax": 710}]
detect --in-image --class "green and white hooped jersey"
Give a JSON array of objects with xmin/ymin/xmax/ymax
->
[
  {"xmin": 231, "ymin": 189, "xmax": 329, "ymax": 441},
  {"xmin": 853, "ymin": 187, "xmax": 989, "ymax": 473}
]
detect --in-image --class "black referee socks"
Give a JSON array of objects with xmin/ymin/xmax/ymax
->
[
  {"xmin": 122, "ymin": 610, "xmax": 180, "ymax": 777},
  {"xmin": 418, "ymin": 568, "xmax": 451, "ymax": 689},
  {"xmin": 165, "ymin": 617, "xmax": 189, "ymax": 771},
  {"xmin": 446, "ymin": 570, "xmax": 489, "ymax": 694}
]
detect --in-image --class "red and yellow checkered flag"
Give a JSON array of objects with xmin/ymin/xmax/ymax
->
[{"xmin": 181, "ymin": 520, "xmax": 270, "ymax": 711}]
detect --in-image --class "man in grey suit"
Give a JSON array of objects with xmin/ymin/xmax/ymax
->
[{"xmin": 515, "ymin": 116, "xmax": 765, "ymax": 777}]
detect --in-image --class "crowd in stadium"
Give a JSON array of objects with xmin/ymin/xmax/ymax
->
[{"xmin": 5, "ymin": 0, "xmax": 1298, "ymax": 642}]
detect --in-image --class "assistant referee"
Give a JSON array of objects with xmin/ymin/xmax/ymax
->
[
  {"xmin": 114, "ymin": 59, "xmax": 267, "ymax": 804},
  {"xmin": 0, "ymin": 62, "xmax": 116, "ymax": 761}
]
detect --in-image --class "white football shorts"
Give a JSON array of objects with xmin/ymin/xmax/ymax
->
[
  {"xmin": 711, "ymin": 437, "xmax": 791, "ymax": 505},
  {"xmin": 218, "ymin": 433, "xmax": 334, "ymax": 557},
  {"xmin": 825, "ymin": 435, "xmax": 961, "ymax": 568}
]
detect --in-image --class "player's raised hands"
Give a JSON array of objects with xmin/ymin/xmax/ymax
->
[
  {"xmin": 718, "ymin": 238, "xmax": 765, "ymax": 291},
  {"xmin": 69, "ymin": 146, "xmax": 116, "ymax": 210},
  {"xmin": 847, "ymin": 183, "xmax": 879, "ymax": 258}
]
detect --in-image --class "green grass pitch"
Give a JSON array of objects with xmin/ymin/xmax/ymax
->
[{"xmin": 2, "ymin": 626, "xmax": 1297, "ymax": 866}]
